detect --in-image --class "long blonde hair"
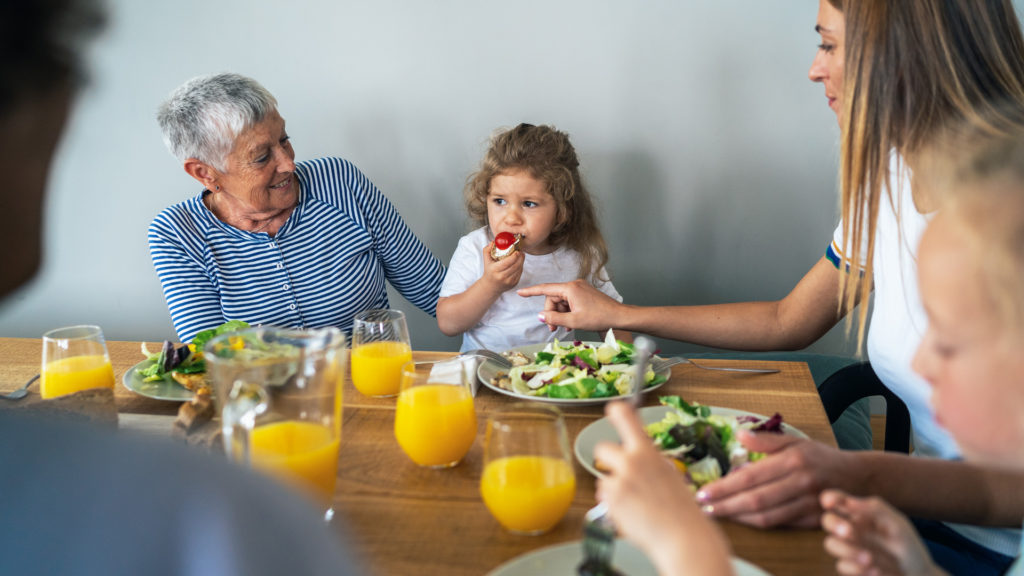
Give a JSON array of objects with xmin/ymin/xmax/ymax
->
[
  {"xmin": 837, "ymin": 0, "xmax": 1024, "ymax": 347},
  {"xmin": 465, "ymin": 123, "xmax": 609, "ymax": 280}
]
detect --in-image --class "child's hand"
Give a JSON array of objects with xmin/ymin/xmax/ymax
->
[
  {"xmin": 595, "ymin": 402, "xmax": 733, "ymax": 575},
  {"xmin": 820, "ymin": 489, "xmax": 946, "ymax": 576},
  {"xmin": 480, "ymin": 243, "xmax": 523, "ymax": 294}
]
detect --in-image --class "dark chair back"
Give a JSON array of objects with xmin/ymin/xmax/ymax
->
[{"xmin": 817, "ymin": 362, "xmax": 911, "ymax": 453}]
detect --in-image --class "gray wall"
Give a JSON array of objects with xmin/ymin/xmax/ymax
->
[{"xmin": 7, "ymin": 1, "xmax": 999, "ymax": 356}]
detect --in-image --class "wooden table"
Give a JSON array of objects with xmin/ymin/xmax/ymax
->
[{"xmin": 1, "ymin": 337, "xmax": 837, "ymax": 575}]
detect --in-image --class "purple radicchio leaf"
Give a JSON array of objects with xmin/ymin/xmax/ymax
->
[
  {"xmin": 751, "ymin": 413, "xmax": 785, "ymax": 434},
  {"xmin": 572, "ymin": 356, "xmax": 593, "ymax": 372}
]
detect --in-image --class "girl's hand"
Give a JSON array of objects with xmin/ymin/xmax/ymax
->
[
  {"xmin": 695, "ymin": 431, "xmax": 860, "ymax": 529},
  {"xmin": 820, "ymin": 490, "xmax": 945, "ymax": 576},
  {"xmin": 480, "ymin": 243, "xmax": 523, "ymax": 294},
  {"xmin": 595, "ymin": 402, "xmax": 733, "ymax": 576}
]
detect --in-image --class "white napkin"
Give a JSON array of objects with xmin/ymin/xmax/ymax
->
[{"xmin": 428, "ymin": 357, "xmax": 480, "ymax": 397}]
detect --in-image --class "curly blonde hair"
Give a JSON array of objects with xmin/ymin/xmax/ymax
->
[{"xmin": 465, "ymin": 123, "xmax": 609, "ymax": 280}]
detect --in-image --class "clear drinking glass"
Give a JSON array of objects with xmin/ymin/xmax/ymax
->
[
  {"xmin": 205, "ymin": 327, "xmax": 345, "ymax": 520},
  {"xmin": 40, "ymin": 325, "xmax": 116, "ymax": 399},
  {"xmin": 350, "ymin": 309, "xmax": 412, "ymax": 397},
  {"xmin": 481, "ymin": 404, "xmax": 576, "ymax": 535},
  {"xmin": 394, "ymin": 357, "xmax": 477, "ymax": 468}
]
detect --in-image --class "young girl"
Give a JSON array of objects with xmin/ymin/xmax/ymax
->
[
  {"xmin": 436, "ymin": 123, "xmax": 623, "ymax": 352},
  {"xmin": 820, "ymin": 133, "xmax": 1024, "ymax": 575}
]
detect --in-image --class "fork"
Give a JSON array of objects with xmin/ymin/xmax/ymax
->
[
  {"xmin": 459, "ymin": 348, "xmax": 512, "ymax": 368},
  {"xmin": 652, "ymin": 356, "xmax": 780, "ymax": 374},
  {"xmin": 577, "ymin": 337, "xmax": 654, "ymax": 576},
  {"xmin": 577, "ymin": 502, "xmax": 620, "ymax": 576}
]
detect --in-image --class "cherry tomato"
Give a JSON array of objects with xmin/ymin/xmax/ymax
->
[{"xmin": 494, "ymin": 232, "xmax": 516, "ymax": 250}]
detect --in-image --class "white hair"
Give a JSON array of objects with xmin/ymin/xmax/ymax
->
[{"xmin": 156, "ymin": 73, "xmax": 277, "ymax": 171}]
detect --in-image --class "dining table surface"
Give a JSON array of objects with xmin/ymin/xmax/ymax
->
[{"xmin": 0, "ymin": 336, "xmax": 839, "ymax": 575}]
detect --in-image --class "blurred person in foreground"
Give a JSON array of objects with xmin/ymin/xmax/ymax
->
[
  {"xmin": 819, "ymin": 124, "xmax": 1024, "ymax": 575},
  {"xmin": 0, "ymin": 2, "xmax": 362, "ymax": 575}
]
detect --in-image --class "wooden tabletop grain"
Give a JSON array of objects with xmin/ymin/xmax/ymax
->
[{"xmin": 0, "ymin": 337, "xmax": 837, "ymax": 575}]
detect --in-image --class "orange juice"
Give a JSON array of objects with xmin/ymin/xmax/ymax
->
[
  {"xmin": 249, "ymin": 420, "xmax": 340, "ymax": 503},
  {"xmin": 350, "ymin": 341, "xmax": 412, "ymax": 396},
  {"xmin": 40, "ymin": 354, "xmax": 115, "ymax": 399},
  {"xmin": 395, "ymin": 384, "xmax": 476, "ymax": 467},
  {"xmin": 480, "ymin": 455, "xmax": 575, "ymax": 533}
]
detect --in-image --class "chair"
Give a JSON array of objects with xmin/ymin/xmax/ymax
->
[{"xmin": 817, "ymin": 362, "xmax": 911, "ymax": 453}]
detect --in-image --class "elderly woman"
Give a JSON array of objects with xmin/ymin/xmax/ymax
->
[{"xmin": 150, "ymin": 73, "xmax": 445, "ymax": 342}]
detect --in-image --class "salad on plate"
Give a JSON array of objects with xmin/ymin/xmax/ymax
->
[
  {"xmin": 134, "ymin": 320, "xmax": 250, "ymax": 392},
  {"xmin": 645, "ymin": 396, "xmax": 784, "ymax": 487},
  {"xmin": 490, "ymin": 330, "xmax": 668, "ymax": 400}
]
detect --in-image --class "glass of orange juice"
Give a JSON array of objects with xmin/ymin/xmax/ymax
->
[
  {"xmin": 205, "ymin": 327, "xmax": 345, "ymax": 521},
  {"xmin": 40, "ymin": 325, "xmax": 116, "ymax": 399},
  {"xmin": 350, "ymin": 309, "xmax": 412, "ymax": 397},
  {"xmin": 481, "ymin": 404, "xmax": 576, "ymax": 535},
  {"xmin": 394, "ymin": 357, "xmax": 477, "ymax": 468}
]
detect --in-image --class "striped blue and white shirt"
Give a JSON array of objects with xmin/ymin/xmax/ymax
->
[{"xmin": 149, "ymin": 157, "xmax": 445, "ymax": 343}]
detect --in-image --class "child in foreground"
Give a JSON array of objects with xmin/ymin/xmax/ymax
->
[
  {"xmin": 820, "ymin": 136, "xmax": 1024, "ymax": 575},
  {"xmin": 595, "ymin": 134, "xmax": 1024, "ymax": 576},
  {"xmin": 437, "ymin": 123, "xmax": 624, "ymax": 352},
  {"xmin": 596, "ymin": 401, "xmax": 735, "ymax": 575}
]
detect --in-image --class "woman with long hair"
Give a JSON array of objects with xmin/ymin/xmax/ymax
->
[{"xmin": 525, "ymin": 1, "xmax": 1024, "ymax": 573}]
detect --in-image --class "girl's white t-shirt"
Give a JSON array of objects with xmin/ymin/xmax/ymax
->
[{"xmin": 440, "ymin": 227, "xmax": 622, "ymax": 352}]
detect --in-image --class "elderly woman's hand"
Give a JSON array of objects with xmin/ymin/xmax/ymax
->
[{"xmin": 595, "ymin": 401, "xmax": 733, "ymax": 576}]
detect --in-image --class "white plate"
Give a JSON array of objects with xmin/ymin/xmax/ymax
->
[
  {"xmin": 476, "ymin": 342, "xmax": 670, "ymax": 406},
  {"xmin": 122, "ymin": 358, "xmax": 196, "ymax": 402},
  {"xmin": 485, "ymin": 538, "xmax": 771, "ymax": 576},
  {"xmin": 574, "ymin": 405, "xmax": 809, "ymax": 478}
]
